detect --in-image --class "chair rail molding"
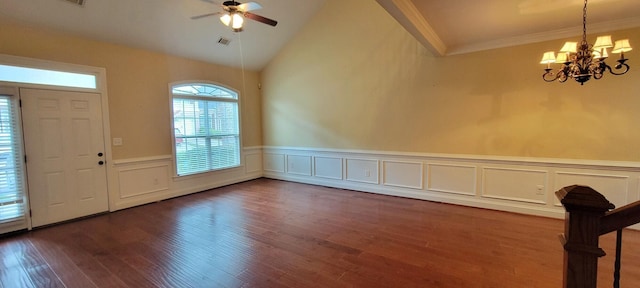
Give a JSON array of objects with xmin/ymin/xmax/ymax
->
[
  {"xmin": 262, "ymin": 146, "xmax": 640, "ymax": 221},
  {"xmin": 109, "ymin": 147, "xmax": 263, "ymax": 211}
]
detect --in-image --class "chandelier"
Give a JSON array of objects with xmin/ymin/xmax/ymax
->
[{"xmin": 540, "ymin": 0, "xmax": 632, "ymax": 85}]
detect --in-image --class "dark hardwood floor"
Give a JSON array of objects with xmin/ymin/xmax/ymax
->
[{"xmin": 1, "ymin": 178, "xmax": 639, "ymax": 287}]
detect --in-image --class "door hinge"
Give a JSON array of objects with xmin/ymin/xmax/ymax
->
[
  {"xmin": 19, "ymin": 99, "xmax": 22, "ymax": 107},
  {"xmin": 24, "ymin": 155, "xmax": 27, "ymax": 163},
  {"xmin": 29, "ymin": 209, "xmax": 32, "ymax": 217}
]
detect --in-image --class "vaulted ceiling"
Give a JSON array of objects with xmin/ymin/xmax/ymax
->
[
  {"xmin": 1, "ymin": 0, "xmax": 326, "ymax": 71},
  {"xmin": 2, "ymin": 0, "xmax": 640, "ymax": 71}
]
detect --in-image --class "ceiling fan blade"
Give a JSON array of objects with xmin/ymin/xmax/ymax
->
[
  {"xmin": 244, "ymin": 12, "xmax": 278, "ymax": 26},
  {"xmin": 191, "ymin": 12, "xmax": 222, "ymax": 20},
  {"xmin": 237, "ymin": 2, "xmax": 262, "ymax": 12}
]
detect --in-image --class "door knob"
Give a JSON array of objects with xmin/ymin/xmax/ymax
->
[
  {"xmin": 98, "ymin": 160, "xmax": 104, "ymax": 165},
  {"xmin": 98, "ymin": 152, "xmax": 103, "ymax": 157}
]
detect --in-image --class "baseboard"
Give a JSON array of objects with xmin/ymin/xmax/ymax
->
[{"xmin": 263, "ymin": 146, "xmax": 640, "ymax": 222}]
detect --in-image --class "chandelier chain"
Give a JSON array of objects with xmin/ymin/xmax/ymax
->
[{"xmin": 582, "ymin": 0, "xmax": 588, "ymax": 45}]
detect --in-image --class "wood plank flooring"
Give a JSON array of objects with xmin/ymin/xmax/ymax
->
[{"xmin": 1, "ymin": 178, "xmax": 639, "ymax": 287}]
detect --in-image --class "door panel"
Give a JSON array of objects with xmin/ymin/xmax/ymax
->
[{"xmin": 21, "ymin": 88, "xmax": 108, "ymax": 227}]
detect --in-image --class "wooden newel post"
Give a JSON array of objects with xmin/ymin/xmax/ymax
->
[{"xmin": 556, "ymin": 185, "xmax": 615, "ymax": 288}]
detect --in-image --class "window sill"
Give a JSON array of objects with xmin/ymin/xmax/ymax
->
[{"xmin": 172, "ymin": 164, "xmax": 244, "ymax": 182}]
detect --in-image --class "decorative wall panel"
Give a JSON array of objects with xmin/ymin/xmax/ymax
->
[
  {"xmin": 383, "ymin": 161, "xmax": 423, "ymax": 189},
  {"xmin": 428, "ymin": 163, "xmax": 476, "ymax": 196},
  {"xmin": 287, "ymin": 155, "xmax": 312, "ymax": 176},
  {"xmin": 314, "ymin": 156, "xmax": 343, "ymax": 180},
  {"xmin": 346, "ymin": 158, "xmax": 379, "ymax": 184},
  {"xmin": 482, "ymin": 167, "xmax": 548, "ymax": 204},
  {"xmin": 554, "ymin": 171, "xmax": 629, "ymax": 208}
]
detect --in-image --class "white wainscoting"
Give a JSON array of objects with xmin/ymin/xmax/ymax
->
[
  {"xmin": 383, "ymin": 160, "xmax": 423, "ymax": 190},
  {"xmin": 118, "ymin": 161, "xmax": 171, "ymax": 199},
  {"xmin": 262, "ymin": 147, "xmax": 640, "ymax": 220},
  {"xmin": 108, "ymin": 145, "xmax": 640, "ymax": 225},
  {"xmin": 314, "ymin": 156, "xmax": 343, "ymax": 180},
  {"xmin": 553, "ymin": 171, "xmax": 630, "ymax": 208},
  {"xmin": 427, "ymin": 163, "xmax": 477, "ymax": 196},
  {"xmin": 482, "ymin": 167, "xmax": 548, "ymax": 205},
  {"xmin": 286, "ymin": 155, "xmax": 312, "ymax": 176},
  {"xmin": 346, "ymin": 158, "xmax": 379, "ymax": 184},
  {"xmin": 109, "ymin": 147, "xmax": 263, "ymax": 211},
  {"xmin": 263, "ymin": 153, "xmax": 285, "ymax": 173}
]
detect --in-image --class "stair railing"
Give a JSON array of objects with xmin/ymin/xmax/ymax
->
[{"xmin": 556, "ymin": 185, "xmax": 640, "ymax": 288}]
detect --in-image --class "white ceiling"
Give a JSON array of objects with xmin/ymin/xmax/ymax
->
[
  {"xmin": 0, "ymin": 0, "xmax": 326, "ymax": 71},
  {"xmin": 2, "ymin": 0, "xmax": 640, "ymax": 71},
  {"xmin": 377, "ymin": 0, "xmax": 640, "ymax": 56}
]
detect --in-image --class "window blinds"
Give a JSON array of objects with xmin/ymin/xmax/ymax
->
[
  {"xmin": 0, "ymin": 95, "xmax": 26, "ymax": 225},
  {"xmin": 172, "ymin": 84, "xmax": 240, "ymax": 176}
]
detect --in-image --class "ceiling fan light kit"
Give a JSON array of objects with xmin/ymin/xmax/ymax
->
[
  {"xmin": 540, "ymin": 0, "xmax": 632, "ymax": 85},
  {"xmin": 220, "ymin": 12, "xmax": 244, "ymax": 32},
  {"xmin": 192, "ymin": 0, "xmax": 278, "ymax": 32}
]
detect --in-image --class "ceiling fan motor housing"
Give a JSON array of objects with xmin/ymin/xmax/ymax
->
[{"xmin": 223, "ymin": 1, "xmax": 241, "ymax": 7}]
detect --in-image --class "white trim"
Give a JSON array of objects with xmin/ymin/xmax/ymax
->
[
  {"xmin": 263, "ymin": 146, "xmax": 640, "ymax": 222},
  {"xmin": 112, "ymin": 155, "xmax": 173, "ymax": 165},
  {"xmin": 448, "ymin": 16, "xmax": 640, "ymax": 56},
  {"xmin": 0, "ymin": 54, "xmax": 113, "ymax": 230},
  {"xmin": 263, "ymin": 146, "xmax": 640, "ymax": 170},
  {"xmin": 243, "ymin": 146, "xmax": 263, "ymax": 152}
]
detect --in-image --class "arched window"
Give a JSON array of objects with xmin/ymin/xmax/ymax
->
[{"xmin": 171, "ymin": 82, "xmax": 241, "ymax": 176}]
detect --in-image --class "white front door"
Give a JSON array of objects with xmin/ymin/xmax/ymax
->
[{"xmin": 21, "ymin": 88, "xmax": 108, "ymax": 227}]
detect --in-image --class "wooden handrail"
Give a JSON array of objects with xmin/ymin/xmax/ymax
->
[
  {"xmin": 600, "ymin": 201, "xmax": 640, "ymax": 235},
  {"xmin": 556, "ymin": 185, "xmax": 614, "ymax": 288},
  {"xmin": 556, "ymin": 185, "xmax": 640, "ymax": 288}
]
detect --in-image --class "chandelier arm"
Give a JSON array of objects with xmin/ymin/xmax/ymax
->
[
  {"xmin": 558, "ymin": 76, "xmax": 569, "ymax": 83},
  {"xmin": 543, "ymin": 69, "xmax": 560, "ymax": 82},
  {"xmin": 608, "ymin": 62, "xmax": 630, "ymax": 75}
]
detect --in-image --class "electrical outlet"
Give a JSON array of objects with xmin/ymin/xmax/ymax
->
[{"xmin": 365, "ymin": 169, "xmax": 371, "ymax": 177}]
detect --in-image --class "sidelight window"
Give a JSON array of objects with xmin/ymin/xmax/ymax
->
[{"xmin": 0, "ymin": 95, "xmax": 26, "ymax": 226}]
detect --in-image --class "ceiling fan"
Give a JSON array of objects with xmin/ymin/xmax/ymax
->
[{"xmin": 191, "ymin": 0, "xmax": 278, "ymax": 32}]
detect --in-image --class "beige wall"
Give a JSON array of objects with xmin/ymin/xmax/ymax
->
[
  {"xmin": 261, "ymin": 0, "xmax": 640, "ymax": 161},
  {"xmin": 0, "ymin": 19, "xmax": 262, "ymax": 160}
]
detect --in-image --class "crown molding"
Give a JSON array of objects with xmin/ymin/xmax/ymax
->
[{"xmin": 447, "ymin": 16, "xmax": 640, "ymax": 55}]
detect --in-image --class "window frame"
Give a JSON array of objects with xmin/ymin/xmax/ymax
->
[{"xmin": 169, "ymin": 81, "xmax": 242, "ymax": 177}]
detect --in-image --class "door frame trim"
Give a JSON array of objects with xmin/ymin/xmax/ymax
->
[{"xmin": 0, "ymin": 54, "xmax": 114, "ymax": 229}]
